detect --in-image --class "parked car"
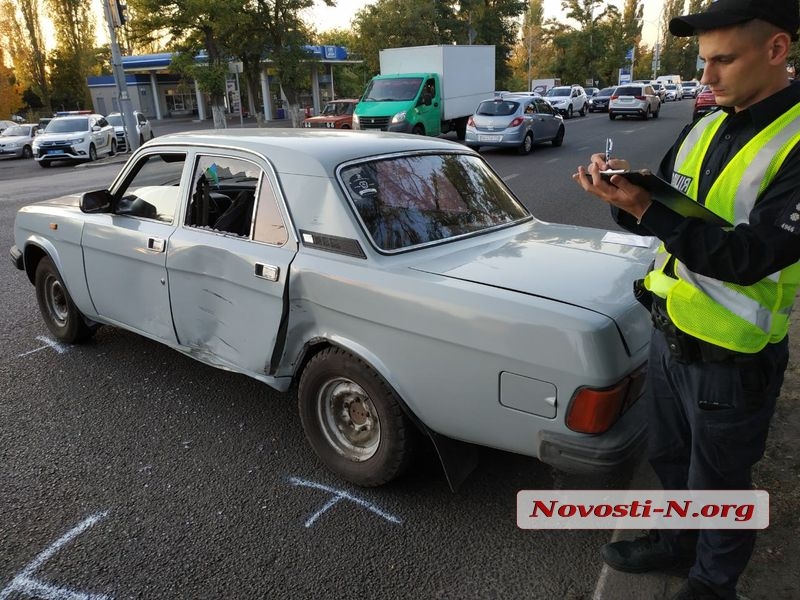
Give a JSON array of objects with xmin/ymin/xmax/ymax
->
[
  {"xmin": 32, "ymin": 112, "xmax": 116, "ymax": 167},
  {"xmin": 543, "ymin": 85, "xmax": 589, "ymax": 118},
  {"xmin": 584, "ymin": 87, "xmax": 600, "ymax": 98},
  {"xmin": 693, "ymin": 85, "xmax": 720, "ymax": 120},
  {"xmin": 302, "ymin": 98, "xmax": 359, "ymax": 129},
  {"xmin": 650, "ymin": 82, "xmax": 667, "ymax": 102},
  {"xmin": 37, "ymin": 117, "xmax": 53, "ymax": 131},
  {"xmin": 608, "ymin": 84, "xmax": 661, "ymax": 120},
  {"xmin": 0, "ymin": 119, "xmax": 16, "ymax": 134},
  {"xmin": 105, "ymin": 111, "xmax": 154, "ymax": 152},
  {"xmin": 588, "ymin": 87, "xmax": 615, "ymax": 112},
  {"xmin": 681, "ymin": 81, "xmax": 700, "ymax": 98},
  {"xmin": 465, "ymin": 95, "xmax": 565, "ymax": 154},
  {"xmin": 11, "ymin": 130, "xmax": 653, "ymax": 487},
  {"xmin": 0, "ymin": 123, "xmax": 39, "ymax": 158}
]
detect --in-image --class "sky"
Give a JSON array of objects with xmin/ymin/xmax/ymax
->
[{"xmin": 303, "ymin": 0, "xmax": 664, "ymax": 47}]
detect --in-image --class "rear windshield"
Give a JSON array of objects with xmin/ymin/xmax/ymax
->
[
  {"xmin": 106, "ymin": 114, "xmax": 124, "ymax": 126},
  {"xmin": 545, "ymin": 88, "xmax": 570, "ymax": 97},
  {"xmin": 615, "ymin": 86, "xmax": 642, "ymax": 96},
  {"xmin": 476, "ymin": 100, "xmax": 519, "ymax": 116},
  {"xmin": 340, "ymin": 153, "xmax": 530, "ymax": 252}
]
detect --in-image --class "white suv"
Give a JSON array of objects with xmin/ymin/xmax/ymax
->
[
  {"xmin": 609, "ymin": 84, "xmax": 661, "ymax": 120},
  {"xmin": 106, "ymin": 111, "xmax": 154, "ymax": 152},
  {"xmin": 33, "ymin": 113, "xmax": 116, "ymax": 168},
  {"xmin": 543, "ymin": 85, "xmax": 589, "ymax": 118}
]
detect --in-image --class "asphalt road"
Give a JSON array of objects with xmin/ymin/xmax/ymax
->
[{"xmin": 1, "ymin": 101, "xmax": 701, "ymax": 600}]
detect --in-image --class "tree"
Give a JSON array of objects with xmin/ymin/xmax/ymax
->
[
  {"xmin": 0, "ymin": 0, "xmax": 51, "ymax": 115},
  {"xmin": 48, "ymin": 0, "xmax": 97, "ymax": 109},
  {"xmin": 0, "ymin": 51, "xmax": 24, "ymax": 119},
  {"xmin": 316, "ymin": 28, "xmax": 370, "ymax": 100}
]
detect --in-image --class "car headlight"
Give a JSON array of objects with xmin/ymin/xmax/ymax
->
[
  {"xmin": 391, "ymin": 110, "xmax": 407, "ymax": 124},
  {"xmin": 7, "ymin": 141, "xmax": 22, "ymax": 149},
  {"xmin": 67, "ymin": 137, "xmax": 85, "ymax": 144}
]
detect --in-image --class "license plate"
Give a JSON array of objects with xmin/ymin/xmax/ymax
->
[
  {"xmin": 478, "ymin": 135, "xmax": 503, "ymax": 142},
  {"xmin": 47, "ymin": 149, "xmax": 64, "ymax": 155}
]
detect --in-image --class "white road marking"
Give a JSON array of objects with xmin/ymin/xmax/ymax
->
[
  {"xmin": 288, "ymin": 476, "xmax": 403, "ymax": 528},
  {"xmin": 17, "ymin": 336, "xmax": 69, "ymax": 358},
  {"xmin": 0, "ymin": 511, "xmax": 112, "ymax": 600},
  {"xmin": 502, "ymin": 173, "xmax": 519, "ymax": 181}
]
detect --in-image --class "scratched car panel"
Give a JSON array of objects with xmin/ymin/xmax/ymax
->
[{"xmin": 11, "ymin": 129, "xmax": 655, "ymax": 488}]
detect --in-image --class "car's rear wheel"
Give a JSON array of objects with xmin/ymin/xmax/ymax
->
[
  {"xmin": 643, "ymin": 107, "xmax": 650, "ymax": 120},
  {"xmin": 518, "ymin": 132, "xmax": 534, "ymax": 155},
  {"xmin": 88, "ymin": 143, "xmax": 97, "ymax": 161},
  {"xmin": 22, "ymin": 145, "xmax": 33, "ymax": 159},
  {"xmin": 298, "ymin": 347, "xmax": 418, "ymax": 486},
  {"xmin": 609, "ymin": 112, "xmax": 617, "ymax": 120},
  {"xmin": 653, "ymin": 104, "xmax": 660, "ymax": 118},
  {"xmin": 35, "ymin": 256, "xmax": 95, "ymax": 344},
  {"xmin": 552, "ymin": 126, "xmax": 565, "ymax": 147}
]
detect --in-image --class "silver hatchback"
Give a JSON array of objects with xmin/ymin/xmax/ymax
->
[
  {"xmin": 465, "ymin": 96, "xmax": 565, "ymax": 154},
  {"xmin": 608, "ymin": 84, "xmax": 661, "ymax": 120}
]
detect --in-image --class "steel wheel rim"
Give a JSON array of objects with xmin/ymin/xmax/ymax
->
[
  {"xmin": 44, "ymin": 274, "xmax": 69, "ymax": 326},
  {"xmin": 316, "ymin": 377, "xmax": 380, "ymax": 461}
]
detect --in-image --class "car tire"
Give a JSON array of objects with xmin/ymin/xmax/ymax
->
[
  {"xmin": 411, "ymin": 124, "xmax": 425, "ymax": 135},
  {"xmin": 34, "ymin": 256, "xmax": 94, "ymax": 344},
  {"xmin": 653, "ymin": 104, "xmax": 660, "ymax": 118},
  {"xmin": 297, "ymin": 347, "xmax": 419, "ymax": 487},
  {"xmin": 518, "ymin": 132, "xmax": 534, "ymax": 155},
  {"xmin": 38, "ymin": 161, "xmax": 51, "ymax": 168},
  {"xmin": 22, "ymin": 146, "xmax": 33, "ymax": 159},
  {"xmin": 88, "ymin": 143, "xmax": 97, "ymax": 161},
  {"xmin": 643, "ymin": 107, "xmax": 650, "ymax": 120},
  {"xmin": 552, "ymin": 126, "xmax": 565, "ymax": 147},
  {"xmin": 139, "ymin": 133, "xmax": 145, "ymax": 146},
  {"xmin": 109, "ymin": 139, "xmax": 116, "ymax": 156},
  {"xmin": 609, "ymin": 112, "xmax": 616, "ymax": 120},
  {"xmin": 567, "ymin": 106, "xmax": 573, "ymax": 119},
  {"xmin": 580, "ymin": 103, "xmax": 587, "ymax": 117}
]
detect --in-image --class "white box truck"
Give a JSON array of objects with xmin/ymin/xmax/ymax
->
[{"xmin": 353, "ymin": 45, "xmax": 495, "ymax": 139}]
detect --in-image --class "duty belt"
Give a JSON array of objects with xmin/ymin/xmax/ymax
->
[{"xmin": 650, "ymin": 296, "xmax": 745, "ymax": 363}]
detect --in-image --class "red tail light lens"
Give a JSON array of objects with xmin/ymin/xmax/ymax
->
[
  {"xmin": 467, "ymin": 116, "xmax": 475, "ymax": 126},
  {"xmin": 566, "ymin": 367, "xmax": 646, "ymax": 434},
  {"xmin": 509, "ymin": 117, "xmax": 524, "ymax": 127},
  {"xmin": 610, "ymin": 95, "xmax": 619, "ymax": 100},
  {"xmin": 635, "ymin": 95, "xmax": 645, "ymax": 100}
]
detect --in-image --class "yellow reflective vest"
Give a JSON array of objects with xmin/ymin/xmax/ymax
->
[{"xmin": 645, "ymin": 104, "xmax": 800, "ymax": 353}]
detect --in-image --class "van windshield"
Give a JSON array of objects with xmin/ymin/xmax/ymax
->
[{"xmin": 362, "ymin": 78, "xmax": 423, "ymax": 102}]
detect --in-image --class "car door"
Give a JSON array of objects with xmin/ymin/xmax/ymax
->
[
  {"xmin": 82, "ymin": 150, "xmax": 188, "ymax": 343},
  {"xmin": 166, "ymin": 152, "xmax": 298, "ymax": 375},
  {"xmin": 416, "ymin": 77, "xmax": 441, "ymax": 136},
  {"xmin": 534, "ymin": 98, "xmax": 559, "ymax": 139}
]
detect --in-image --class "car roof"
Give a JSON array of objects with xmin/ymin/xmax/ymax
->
[{"xmin": 150, "ymin": 129, "xmax": 470, "ymax": 177}]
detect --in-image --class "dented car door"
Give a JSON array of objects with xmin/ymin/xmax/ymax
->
[{"xmin": 166, "ymin": 153, "xmax": 297, "ymax": 375}]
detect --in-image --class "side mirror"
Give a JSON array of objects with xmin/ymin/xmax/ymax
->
[
  {"xmin": 92, "ymin": 125, "xmax": 101, "ymax": 132},
  {"xmin": 80, "ymin": 190, "xmax": 113, "ymax": 213}
]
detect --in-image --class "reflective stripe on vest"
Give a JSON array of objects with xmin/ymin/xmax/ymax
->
[{"xmin": 646, "ymin": 103, "xmax": 800, "ymax": 353}]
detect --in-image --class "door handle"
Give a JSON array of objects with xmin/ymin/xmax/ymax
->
[
  {"xmin": 147, "ymin": 237, "xmax": 165, "ymax": 252},
  {"xmin": 254, "ymin": 263, "xmax": 280, "ymax": 281}
]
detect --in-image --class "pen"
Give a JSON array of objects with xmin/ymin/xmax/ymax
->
[{"xmin": 605, "ymin": 137, "xmax": 613, "ymax": 164}]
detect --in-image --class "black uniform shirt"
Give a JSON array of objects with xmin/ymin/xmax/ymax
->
[{"xmin": 614, "ymin": 82, "xmax": 800, "ymax": 286}]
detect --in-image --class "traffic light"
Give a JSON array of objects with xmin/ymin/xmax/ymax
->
[{"xmin": 110, "ymin": 0, "xmax": 127, "ymax": 27}]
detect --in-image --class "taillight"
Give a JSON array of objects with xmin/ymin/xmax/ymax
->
[
  {"xmin": 566, "ymin": 367, "xmax": 646, "ymax": 434},
  {"xmin": 635, "ymin": 96, "xmax": 645, "ymax": 100},
  {"xmin": 467, "ymin": 116, "xmax": 475, "ymax": 126},
  {"xmin": 509, "ymin": 117, "xmax": 524, "ymax": 127},
  {"xmin": 610, "ymin": 95, "xmax": 619, "ymax": 100}
]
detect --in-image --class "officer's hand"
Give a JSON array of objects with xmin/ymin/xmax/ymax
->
[{"xmin": 572, "ymin": 159, "xmax": 652, "ymax": 222}]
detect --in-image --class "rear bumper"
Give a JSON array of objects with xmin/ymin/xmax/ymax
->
[
  {"xmin": 538, "ymin": 398, "xmax": 647, "ymax": 474},
  {"xmin": 10, "ymin": 245, "xmax": 23, "ymax": 270}
]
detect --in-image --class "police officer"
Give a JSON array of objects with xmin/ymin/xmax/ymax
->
[{"xmin": 574, "ymin": 1, "xmax": 800, "ymax": 598}]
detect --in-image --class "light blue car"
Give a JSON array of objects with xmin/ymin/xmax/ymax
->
[
  {"xmin": 11, "ymin": 129, "xmax": 654, "ymax": 488},
  {"xmin": 465, "ymin": 96, "xmax": 565, "ymax": 154}
]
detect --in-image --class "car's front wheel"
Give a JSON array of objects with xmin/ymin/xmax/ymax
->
[
  {"xmin": 552, "ymin": 126, "xmax": 565, "ymax": 147},
  {"xmin": 580, "ymin": 103, "xmax": 587, "ymax": 116},
  {"xmin": 35, "ymin": 256, "xmax": 95, "ymax": 344},
  {"xmin": 22, "ymin": 145, "xmax": 33, "ymax": 159},
  {"xmin": 88, "ymin": 143, "xmax": 97, "ymax": 161},
  {"xmin": 109, "ymin": 139, "xmax": 116, "ymax": 156},
  {"xmin": 38, "ymin": 160, "xmax": 51, "ymax": 168},
  {"xmin": 298, "ymin": 347, "xmax": 419, "ymax": 486},
  {"xmin": 567, "ymin": 106, "xmax": 573, "ymax": 119}
]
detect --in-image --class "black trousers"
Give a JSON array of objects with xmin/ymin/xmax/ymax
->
[{"xmin": 646, "ymin": 329, "xmax": 789, "ymax": 599}]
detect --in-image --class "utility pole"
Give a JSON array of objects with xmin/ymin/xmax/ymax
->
[{"xmin": 102, "ymin": 0, "xmax": 139, "ymax": 152}]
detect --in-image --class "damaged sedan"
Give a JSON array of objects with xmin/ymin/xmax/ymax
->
[{"xmin": 10, "ymin": 129, "xmax": 655, "ymax": 488}]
